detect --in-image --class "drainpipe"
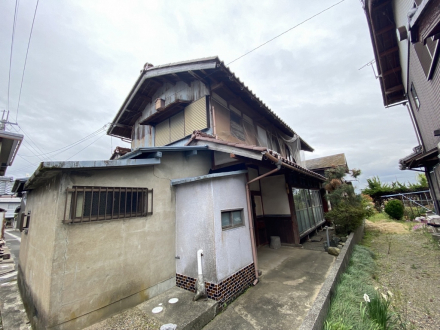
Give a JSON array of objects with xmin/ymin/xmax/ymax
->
[
  {"xmin": 245, "ymin": 162, "xmax": 282, "ymax": 285},
  {"xmin": 193, "ymin": 249, "xmax": 206, "ymax": 301}
]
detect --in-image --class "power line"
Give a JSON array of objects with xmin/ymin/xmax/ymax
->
[
  {"xmin": 226, "ymin": 0, "xmax": 345, "ymax": 66},
  {"xmin": 66, "ymin": 132, "xmax": 106, "ymax": 160},
  {"xmin": 7, "ymin": 0, "xmax": 20, "ymax": 115},
  {"xmin": 15, "ymin": 0, "xmax": 40, "ymax": 123},
  {"xmin": 18, "ymin": 124, "xmax": 109, "ymax": 158}
]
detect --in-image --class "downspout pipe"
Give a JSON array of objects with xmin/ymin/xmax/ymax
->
[
  {"xmin": 193, "ymin": 249, "xmax": 206, "ymax": 301},
  {"xmin": 245, "ymin": 162, "xmax": 282, "ymax": 285}
]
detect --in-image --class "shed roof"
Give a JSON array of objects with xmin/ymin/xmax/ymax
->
[
  {"xmin": 305, "ymin": 153, "xmax": 347, "ymax": 171},
  {"xmin": 107, "ymin": 56, "xmax": 313, "ymax": 152}
]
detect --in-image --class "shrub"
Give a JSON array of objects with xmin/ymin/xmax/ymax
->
[
  {"xmin": 326, "ymin": 200, "xmax": 366, "ymax": 236},
  {"xmin": 384, "ymin": 200, "xmax": 404, "ymax": 220}
]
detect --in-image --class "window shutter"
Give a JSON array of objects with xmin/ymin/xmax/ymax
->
[
  {"xmin": 184, "ymin": 97, "xmax": 207, "ymax": 136},
  {"xmin": 155, "ymin": 119, "xmax": 170, "ymax": 146},
  {"xmin": 170, "ymin": 111, "xmax": 185, "ymax": 142}
]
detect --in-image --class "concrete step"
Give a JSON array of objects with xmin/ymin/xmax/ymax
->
[{"xmin": 136, "ymin": 287, "xmax": 218, "ymax": 330}]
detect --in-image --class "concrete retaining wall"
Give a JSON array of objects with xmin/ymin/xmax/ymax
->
[{"xmin": 299, "ymin": 223, "xmax": 365, "ymax": 330}]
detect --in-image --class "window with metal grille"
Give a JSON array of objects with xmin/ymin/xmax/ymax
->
[{"xmin": 63, "ymin": 186, "xmax": 153, "ymax": 224}]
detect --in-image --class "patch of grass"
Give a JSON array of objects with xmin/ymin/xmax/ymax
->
[
  {"xmin": 325, "ymin": 245, "xmax": 380, "ymax": 330},
  {"xmin": 367, "ymin": 213, "xmax": 391, "ymax": 223},
  {"xmin": 363, "ymin": 230, "xmax": 381, "ymax": 248}
]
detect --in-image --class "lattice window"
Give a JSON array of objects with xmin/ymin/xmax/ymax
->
[{"xmin": 63, "ymin": 186, "xmax": 153, "ymax": 224}]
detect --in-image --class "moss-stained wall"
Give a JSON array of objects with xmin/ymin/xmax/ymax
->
[{"xmin": 18, "ymin": 151, "xmax": 212, "ymax": 330}]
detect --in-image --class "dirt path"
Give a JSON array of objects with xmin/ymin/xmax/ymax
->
[{"xmin": 363, "ymin": 217, "xmax": 440, "ymax": 329}]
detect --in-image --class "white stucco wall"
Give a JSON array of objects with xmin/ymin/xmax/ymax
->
[
  {"xmin": 260, "ymin": 174, "xmax": 290, "ymax": 215},
  {"xmin": 212, "ymin": 175, "xmax": 253, "ymax": 282},
  {"xmin": 175, "ymin": 174, "xmax": 253, "ymax": 284}
]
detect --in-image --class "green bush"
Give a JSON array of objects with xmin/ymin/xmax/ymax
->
[
  {"xmin": 326, "ymin": 200, "xmax": 366, "ymax": 236},
  {"xmin": 384, "ymin": 200, "xmax": 404, "ymax": 220}
]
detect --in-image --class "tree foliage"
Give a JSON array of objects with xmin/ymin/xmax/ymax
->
[
  {"xmin": 324, "ymin": 166, "xmax": 365, "ymax": 235},
  {"xmin": 362, "ymin": 174, "xmax": 429, "ymax": 207}
]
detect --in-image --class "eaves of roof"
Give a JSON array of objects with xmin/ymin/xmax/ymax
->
[
  {"xmin": 107, "ymin": 56, "xmax": 314, "ymax": 152},
  {"xmin": 364, "ymin": 0, "xmax": 406, "ymax": 107},
  {"xmin": 187, "ymin": 131, "xmax": 325, "ymax": 181}
]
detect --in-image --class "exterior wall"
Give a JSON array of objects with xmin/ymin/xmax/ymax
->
[
  {"xmin": 18, "ymin": 151, "xmax": 212, "ymax": 330},
  {"xmin": 18, "ymin": 175, "xmax": 63, "ymax": 329},
  {"xmin": 408, "ymin": 42, "xmax": 440, "ymax": 151},
  {"xmin": 260, "ymin": 175, "xmax": 290, "ymax": 215},
  {"xmin": 175, "ymin": 174, "xmax": 252, "ymax": 284},
  {"xmin": 131, "ymin": 81, "xmax": 210, "ymax": 149},
  {"xmin": 392, "ymin": 0, "xmax": 413, "ymax": 91},
  {"xmin": 212, "ymin": 175, "xmax": 253, "ymax": 282}
]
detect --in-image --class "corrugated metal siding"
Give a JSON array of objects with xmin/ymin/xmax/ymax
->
[
  {"xmin": 184, "ymin": 97, "xmax": 207, "ymax": 136},
  {"xmin": 170, "ymin": 111, "xmax": 185, "ymax": 142},
  {"xmin": 409, "ymin": 44, "xmax": 440, "ymax": 151},
  {"xmin": 155, "ymin": 119, "xmax": 170, "ymax": 146}
]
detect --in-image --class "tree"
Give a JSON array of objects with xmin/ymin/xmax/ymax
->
[{"xmin": 324, "ymin": 166, "xmax": 366, "ymax": 235}]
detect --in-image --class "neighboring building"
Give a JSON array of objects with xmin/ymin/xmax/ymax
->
[
  {"xmin": 0, "ymin": 120, "xmax": 23, "ymax": 176},
  {"xmin": 0, "ymin": 196, "xmax": 21, "ymax": 223},
  {"xmin": 363, "ymin": 0, "xmax": 440, "ymax": 212},
  {"xmin": 18, "ymin": 57, "xmax": 328, "ymax": 330},
  {"xmin": 305, "ymin": 153, "xmax": 348, "ymax": 177},
  {"xmin": 11, "ymin": 178, "xmax": 28, "ymax": 230}
]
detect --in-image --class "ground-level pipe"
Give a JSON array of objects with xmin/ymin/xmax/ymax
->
[
  {"xmin": 193, "ymin": 249, "xmax": 206, "ymax": 301},
  {"xmin": 245, "ymin": 166, "xmax": 281, "ymax": 285}
]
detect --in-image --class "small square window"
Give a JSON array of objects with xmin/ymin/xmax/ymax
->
[{"xmin": 221, "ymin": 209, "xmax": 244, "ymax": 230}]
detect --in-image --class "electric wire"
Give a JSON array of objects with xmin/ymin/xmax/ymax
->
[
  {"xmin": 15, "ymin": 0, "xmax": 40, "ymax": 123},
  {"xmin": 7, "ymin": 0, "xmax": 20, "ymax": 114},
  {"xmin": 17, "ymin": 124, "xmax": 50, "ymax": 160},
  {"xmin": 18, "ymin": 124, "xmax": 109, "ymax": 158},
  {"xmin": 226, "ymin": 0, "xmax": 345, "ymax": 66},
  {"xmin": 65, "ymin": 132, "xmax": 107, "ymax": 160}
]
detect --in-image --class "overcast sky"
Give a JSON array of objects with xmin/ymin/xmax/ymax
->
[{"xmin": 0, "ymin": 0, "xmax": 420, "ymax": 189}]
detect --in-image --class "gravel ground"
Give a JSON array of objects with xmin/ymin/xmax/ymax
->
[
  {"xmin": 84, "ymin": 308, "xmax": 160, "ymax": 330},
  {"xmin": 364, "ymin": 218, "xmax": 440, "ymax": 329}
]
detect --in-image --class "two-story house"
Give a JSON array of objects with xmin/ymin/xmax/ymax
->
[
  {"xmin": 363, "ymin": 0, "xmax": 440, "ymax": 212},
  {"xmin": 17, "ymin": 57, "xmax": 328, "ymax": 330}
]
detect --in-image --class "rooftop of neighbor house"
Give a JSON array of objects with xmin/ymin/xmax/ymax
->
[
  {"xmin": 305, "ymin": 153, "xmax": 347, "ymax": 171},
  {"xmin": 106, "ymin": 56, "xmax": 313, "ymax": 152}
]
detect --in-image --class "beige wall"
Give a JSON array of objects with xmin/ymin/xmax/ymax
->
[
  {"xmin": 18, "ymin": 151, "xmax": 212, "ymax": 330},
  {"xmin": 260, "ymin": 174, "xmax": 290, "ymax": 215}
]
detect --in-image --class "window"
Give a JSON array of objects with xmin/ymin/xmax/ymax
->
[
  {"xmin": 414, "ymin": 36, "xmax": 439, "ymax": 80},
  {"xmin": 221, "ymin": 209, "xmax": 244, "ymax": 230},
  {"xmin": 63, "ymin": 186, "xmax": 153, "ymax": 224},
  {"xmin": 410, "ymin": 82, "xmax": 420, "ymax": 109}
]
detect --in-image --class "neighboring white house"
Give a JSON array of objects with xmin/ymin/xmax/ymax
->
[{"xmin": 0, "ymin": 196, "xmax": 21, "ymax": 222}]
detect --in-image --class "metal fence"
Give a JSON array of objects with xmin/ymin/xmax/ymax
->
[{"xmin": 381, "ymin": 190, "xmax": 435, "ymax": 217}]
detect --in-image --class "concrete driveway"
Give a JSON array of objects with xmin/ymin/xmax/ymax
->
[{"xmin": 203, "ymin": 246, "xmax": 334, "ymax": 330}]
